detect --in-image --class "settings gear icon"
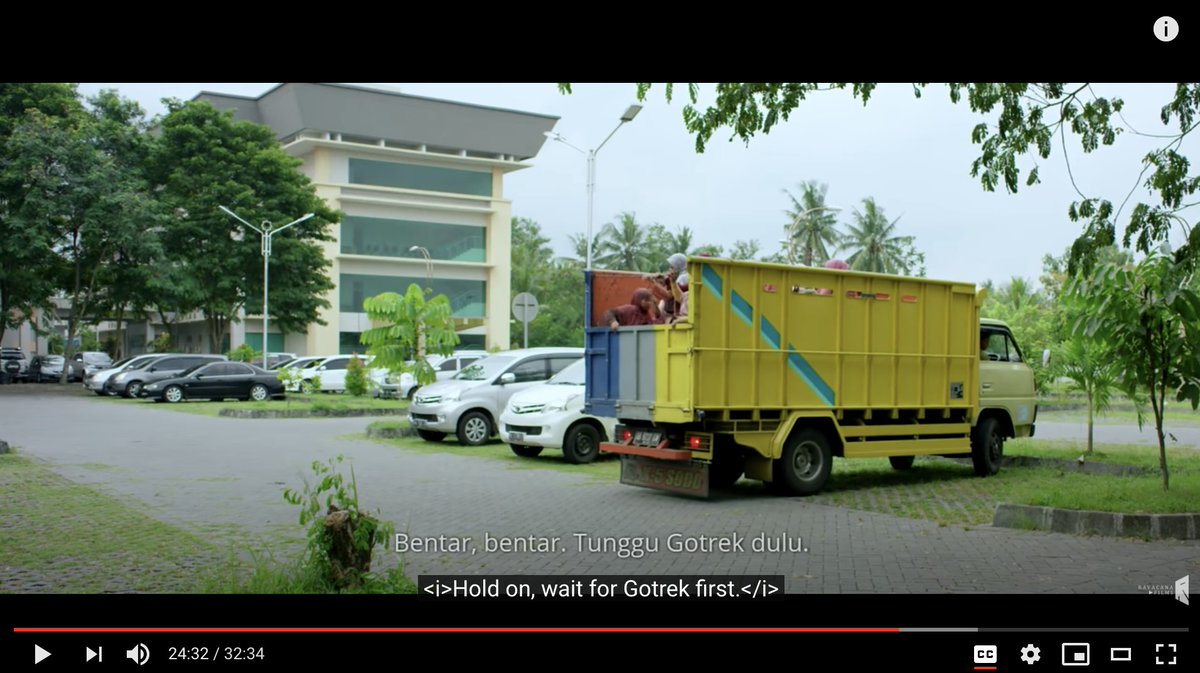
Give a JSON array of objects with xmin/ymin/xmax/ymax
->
[{"xmin": 1020, "ymin": 644, "xmax": 1042, "ymax": 665}]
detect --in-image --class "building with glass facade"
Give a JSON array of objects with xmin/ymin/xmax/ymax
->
[{"xmin": 182, "ymin": 83, "xmax": 559, "ymax": 356}]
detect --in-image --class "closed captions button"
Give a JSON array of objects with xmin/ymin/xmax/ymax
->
[{"xmin": 1155, "ymin": 16, "xmax": 1179, "ymax": 42}]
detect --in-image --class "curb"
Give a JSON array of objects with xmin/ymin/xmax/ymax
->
[
  {"xmin": 993, "ymin": 503, "xmax": 1199, "ymax": 540},
  {"xmin": 218, "ymin": 408, "xmax": 409, "ymax": 419},
  {"xmin": 366, "ymin": 425, "xmax": 418, "ymax": 439},
  {"xmin": 945, "ymin": 455, "xmax": 1152, "ymax": 477}
]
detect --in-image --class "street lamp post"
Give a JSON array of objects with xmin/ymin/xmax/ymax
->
[
  {"xmin": 780, "ymin": 205, "xmax": 842, "ymax": 265},
  {"xmin": 409, "ymin": 245, "xmax": 433, "ymax": 292},
  {"xmin": 219, "ymin": 206, "xmax": 315, "ymax": 369},
  {"xmin": 544, "ymin": 104, "xmax": 642, "ymax": 270}
]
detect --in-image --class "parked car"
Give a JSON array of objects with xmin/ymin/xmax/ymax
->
[
  {"xmin": 109, "ymin": 354, "xmax": 227, "ymax": 398},
  {"xmin": 376, "ymin": 351, "xmax": 486, "ymax": 400},
  {"xmin": 295, "ymin": 354, "xmax": 382, "ymax": 393},
  {"xmin": 1, "ymin": 348, "xmax": 29, "ymax": 382},
  {"xmin": 141, "ymin": 361, "xmax": 286, "ymax": 403},
  {"xmin": 408, "ymin": 347, "xmax": 584, "ymax": 446},
  {"xmin": 274, "ymin": 355, "xmax": 321, "ymax": 371},
  {"xmin": 29, "ymin": 355, "xmax": 69, "ymax": 383},
  {"xmin": 264, "ymin": 352, "xmax": 298, "ymax": 369},
  {"xmin": 499, "ymin": 359, "xmax": 616, "ymax": 464},
  {"xmin": 90, "ymin": 354, "xmax": 169, "ymax": 396},
  {"xmin": 72, "ymin": 351, "xmax": 113, "ymax": 378}
]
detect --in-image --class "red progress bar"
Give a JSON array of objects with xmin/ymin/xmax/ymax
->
[
  {"xmin": 974, "ymin": 668, "xmax": 997, "ymax": 671},
  {"xmin": 15, "ymin": 627, "xmax": 901, "ymax": 634}
]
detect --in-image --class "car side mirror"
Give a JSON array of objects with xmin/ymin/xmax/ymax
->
[
  {"xmin": 196, "ymin": 374, "xmax": 204, "ymax": 380},
  {"xmin": 499, "ymin": 373, "xmax": 516, "ymax": 385},
  {"xmin": 149, "ymin": 366, "xmax": 158, "ymax": 372},
  {"xmin": 319, "ymin": 366, "xmax": 327, "ymax": 371}
]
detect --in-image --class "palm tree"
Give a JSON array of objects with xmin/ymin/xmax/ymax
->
[
  {"xmin": 595, "ymin": 212, "xmax": 654, "ymax": 271},
  {"xmin": 783, "ymin": 181, "xmax": 841, "ymax": 266},
  {"xmin": 994, "ymin": 277, "xmax": 1042, "ymax": 312},
  {"xmin": 667, "ymin": 226, "xmax": 694, "ymax": 256},
  {"xmin": 839, "ymin": 198, "xmax": 913, "ymax": 273}
]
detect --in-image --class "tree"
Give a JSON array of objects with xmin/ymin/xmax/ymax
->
[
  {"xmin": 576, "ymin": 83, "xmax": 1200, "ymax": 273},
  {"xmin": 729, "ymin": 239, "xmax": 761, "ymax": 260},
  {"xmin": 782, "ymin": 181, "xmax": 841, "ymax": 266},
  {"xmin": 523, "ymin": 260, "xmax": 585, "ymax": 348},
  {"xmin": 0, "ymin": 83, "xmax": 81, "ymax": 346},
  {"xmin": 691, "ymin": 244, "xmax": 724, "ymax": 257},
  {"xmin": 1053, "ymin": 333, "xmax": 1119, "ymax": 455},
  {"xmin": 1069, "ymin": 250, "xmax": 1200, "ymax": 489},
  {"xmin": 511, "ymin": 217, "xmax": 553, "ymax": 295},
  {"xmin": 7, "ymin": 102, "xmax": 158, "ymax": 382},
  {"xmin": 839, "ymin": 198, "xmax": 917, "ymax": 274},
  {"xmin": 595, "ymin": 211, "xmax": 654, "ymax": 271},
  {"xmin": 149, "ymin": 100, "xmax": 337, "ymax": 353},
  {"xmin": 359, "ymin": 284, "xmax": 459, "ymax": 388},
  {"xmin": 344, "ymin": 354, "xmax": 369, "ymax": 397},
  {"xmin": 666, "ymin": 225, "xmax": 694, "ymax": 257}
]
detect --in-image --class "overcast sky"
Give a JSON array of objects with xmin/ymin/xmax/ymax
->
[{"xmin": 76, "ymin": 82, "xmax": 1191, "ymax": 289}]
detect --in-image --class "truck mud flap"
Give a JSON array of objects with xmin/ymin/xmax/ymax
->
[{"xmin": 620, "ymin": 455, "xmax": 710, "ymax": 497}]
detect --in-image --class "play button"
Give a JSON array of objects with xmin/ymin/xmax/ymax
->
[{"xmin": 34, "ymin": 644, "xmax": 51, "ymax": 664}]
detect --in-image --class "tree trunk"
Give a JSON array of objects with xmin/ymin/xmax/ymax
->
[{"xmin": 1086, "ymin": 389, "xmax": 1094, "ymax": 454}]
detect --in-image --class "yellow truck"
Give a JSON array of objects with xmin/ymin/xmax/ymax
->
[{"xmin": 585, "ymin": 259, "xmax": 1037, "ymax": 497}]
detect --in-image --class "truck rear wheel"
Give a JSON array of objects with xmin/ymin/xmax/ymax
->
[
  {"xmin": 972, "ymin": 417, "xmax": 1003, "ymax": 476},
  {"xmin": 889, "ymin": 455, "xmax": 915, "ymax": 471},
  {"xmin": 777, "ymin": 428, "xmax": 832, "ymax": 496}
]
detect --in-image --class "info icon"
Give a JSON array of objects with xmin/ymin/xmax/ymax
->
[{"xmin": 1062, "ymin": 643, "xmax": 1090, "ymax": 666}]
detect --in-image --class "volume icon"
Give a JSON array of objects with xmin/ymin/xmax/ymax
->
[{"xmin": 126, "ymin": 643, "xmax": 150, "ymax": 666}]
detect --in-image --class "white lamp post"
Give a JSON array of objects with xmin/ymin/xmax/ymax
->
[
  {"xmin": 544, "ymin": 104, "xmax": 643, "ymax": 270},
  {"xmin": 219, "ymin": 206, "xmax": 314, "ymax": 368}
]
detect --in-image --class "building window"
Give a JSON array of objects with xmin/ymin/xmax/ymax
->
[
  {"xmin": 340, "ymin": 332, "xmax": 364, "ymax": 355},
  {"xmin": 341, "ymin": 216, "xmax": 485, "ymax": 263},
  {"xmin": 245, "ymin": 334, "xmax": 285, "ymax": 354},
  {"xmin": 341, "ymin": 274, "xmax": 486, "ymax": 318},
  {"xmin": 349, "ymin": 158, "xmax": 492, "ymax": 197}
]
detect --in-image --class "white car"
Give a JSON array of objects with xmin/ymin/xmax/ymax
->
[
  {"xmin": 377, "ymin": 351, "xmax": 487, "ymax": 400},
  {"xmin": 87, "ymin": 353, "xmax": 168, "ymax": 395},
  {"xmin": 408, "ymin": 348, "xmax": 583, "ymax": 446},
  {"xmin": 499, "ymin": 359, "xmax": 616, "ymax": 464},
  {"xmin": 296, "ymin": 354, "xmax": 384, "ymax": 393}
]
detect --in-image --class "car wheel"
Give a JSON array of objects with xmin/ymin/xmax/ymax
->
[
  {"xmin": 93, "ymin": 389, "xmax": 106, "ymax": 396},
  {"xmin": 164, "ymin": 385, "xmax": 184, "ymax": 403},
  {"xmin": 417, "ymin": 429, "xmax": 446, "ymax": 442},
  {"xmin": 971, "ymin": 417, "xmax": 1003, "ymax": 476},
  {"xmin": 249, "ymin": 384, "xmax": 269, "ymax": 402},
  {"xmin": 889, "ymin": 455, "xmax": 916, "ymax": 471},
  {"xmin": 562, "ymin": 423, "xmax": 601, "ymax": 464},
  {"xmin": 510, "ymin": 444, "xmax": 544, "ymax": 458},
  {"xmin": 776, "ymin": 428, "xmax": 833, "ymax": 496},
  {"xmin": 456, "ymin": 411, "xmax": 492, "ymax": 446},
  {"xmin": 124, "ymin": 381, "xmax": 142, "ymax": 398}
]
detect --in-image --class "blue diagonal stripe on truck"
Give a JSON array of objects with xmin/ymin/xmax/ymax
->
[
  {"xmin": 731, "ymin": 290, "xmax": 753, "ymax": 327},
  {"xmin": 701, "ymin": 263, "xmax": 723, "ymax": 301},
  {"xmin": 787, "ymin": 344, "xmax": 836, "ymax": 406},
  {"xmin": 759, "ymin": 315, "xmax": 781, "ymax": 350}
]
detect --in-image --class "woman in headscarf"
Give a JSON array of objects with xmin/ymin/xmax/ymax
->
[
  {"xmin": 603, "ymin": 288, "xmax": 662, "ymax": 330},
  {"xmin": 648, "ymin": 252, "xmax": 687, "ymax": 317}
]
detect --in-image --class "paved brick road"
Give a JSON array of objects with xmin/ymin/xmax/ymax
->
[{"xmin": 1, "ymin": 386, "xmax": 1196, "ymax": 593}]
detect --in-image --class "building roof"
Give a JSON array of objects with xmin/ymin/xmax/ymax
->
[{"xmin": 194, "ymin": 83, "xmax": 558, "ymax": 161}]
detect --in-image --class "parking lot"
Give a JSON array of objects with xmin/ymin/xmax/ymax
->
[{"xmin": 1, "ymin": 384, "xmax": 1197, "ymax": 593}]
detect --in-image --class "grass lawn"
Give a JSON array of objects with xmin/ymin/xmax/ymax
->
[
  {"xmin": 1036, "ymin": 407, "xmax": 1200, "ymax": 427},
  {"xmin": 0, "ymin": 452, "xmax": 222, "ymax": 593},
  {"xmin": 796, "ymin": 438, "xmax": 1200, "ymax": 526},
  {"xmin": 99, "ymin": 393, "xmax": 408, "ymax": 417}
]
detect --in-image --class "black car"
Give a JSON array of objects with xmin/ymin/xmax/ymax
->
[{"xmin": 139, "ymin": 362, "xmax": 286, "ymax": 403}]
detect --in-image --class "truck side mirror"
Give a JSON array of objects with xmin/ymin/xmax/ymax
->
[{"xmin": 1042, "ymin": 348, "xmax": 1051, "ymax": 367}]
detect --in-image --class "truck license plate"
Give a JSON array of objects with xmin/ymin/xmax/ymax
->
[{"xmin": 620, "ymin": 455, "xmax": 709, "ymax": 497}]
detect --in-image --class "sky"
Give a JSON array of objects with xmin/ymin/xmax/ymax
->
[{"xmin": 76, "ymin": 82, "xmax": 1192, "ymax": 290}]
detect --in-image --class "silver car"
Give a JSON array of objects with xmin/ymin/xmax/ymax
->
[{"xmin": 408, "ymin": 347, "xmax": 583, "ymax": 446}]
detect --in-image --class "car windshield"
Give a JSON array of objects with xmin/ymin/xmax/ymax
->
[
  {"xmin": 180, "ymin": 364, "xmax": 209, "ymax": 377},
  {"xmin": 44, "ymin": 356, "xmax": 65, "ymax": 365},
  {"xmin": 548, "ymin": 359, "xmax": 585, "ymax": 385},
  {"xmin": 107, "ymin": 356, "xmax": 134, "ymax": 369},
  {"xmin": 126, "ymin": 357, "xmax": 160, "ymax": 370},
  {"xmin": 454, "ymin": 356, "xmax": 515, "ymax": 381},
  {"xmin": 83, "ymin": 353, "xmax": 110, "ymax": 363}
]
